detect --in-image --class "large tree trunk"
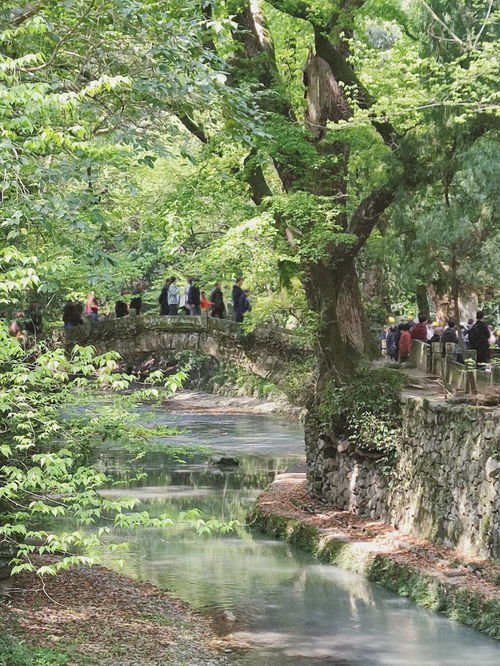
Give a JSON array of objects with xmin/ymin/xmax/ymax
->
[
  {"xmin": 305, "ymin": 260, "xmax": 372, "ymax": 383},
  {"xmin": 416, "ymin": 284, "xmax": 430, "ymax": 319}
]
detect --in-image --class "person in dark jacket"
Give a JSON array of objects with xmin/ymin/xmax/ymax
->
[
  {"xmin": 159, "ymin": 278, "xmax": 171, "ymax": 315},
  {"xmin": 187, "ymin": 280, "xmax": 201, "ymax": 315},
  {"xmin": 25, "ymin": 302, "xmax": 43, "ymax": 334},
  {"xmin": 210, "ymin": 283, "xmax": 225, "ymax": 318},
  {"xmin": 429, "ymin": 327, "xmax": 442, "ymax": 344},
  {"xmin": 240, "ymin": 289, "xmax": 252, "ymax": 321},
  {"xmin": 394, "ymin": 323, "xmax": 404, "ymax": 360},
  {"xmin": 63, "ymin": 301, "xmax": 84, "ymax": 328},
  {"xmin": 232, "ymin": 278, "xmax": 244, "ymax": 321},
  {"xmin": 468, "ymin": 311, "xmax": 491, "ymax": 364},
  {"xmin": 129, "ymin": 283, "xmax": 144, "ymax": 315},
  {"xmin": 441, "ymin": 320, "xmax": 458, "ymax": 356},
  {"xmin": 411, "ymin": 314, "xmax": 428, "ymax": 342},
  {"xmin": 115, "ymin": 288, "xmax": 129, "ymax": 318},
  {"xmin": 386, "ymin": 325, "xmax": 398, "ymax": 361}
]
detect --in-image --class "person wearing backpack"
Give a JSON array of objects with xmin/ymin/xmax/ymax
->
[
  {"xmin": 210, "ymin": 283, "xmax": 225, "ymax": 319},
  {"xmin": 187, "ymin": 279, "xmax": 201, "ymax": 315}
]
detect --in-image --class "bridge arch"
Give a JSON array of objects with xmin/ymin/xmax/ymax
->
[{"xmin": 60, "ymin": 313, "xmax": 310, "ymax": 383}]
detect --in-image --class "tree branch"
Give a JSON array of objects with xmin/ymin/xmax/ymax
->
[
  {"xmin": 341, "ymin": 186, "xmax": 394, "ymax": 258},
  {"xmin": 313, "ymin": 28, "xmax": 398, "ymax": 148},
  {"xmin": 420, "ymin": 0, "xmax": 464, "ymax": 48},
  {"xmin": 8, "ymin": 4, "xmax": 41, "ymax": 26},
  {"xmin": 177, "ymin": 114, "xmax": 208, "ymax": 144},
  {"xmin": 20, "ymin": 0, "xmax": 96, "ymax": 73}
]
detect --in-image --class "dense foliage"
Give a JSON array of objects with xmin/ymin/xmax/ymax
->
[
  {"xmin": 0, "ymin": 1, "xmax": 497, "ymax": 329},
  {"xmin": 0, "ymin": 0, "xmax": 498, "ymax": 577},
  {"xmin": 318, "ymin": 367, "xmax": 407, "ymax": 458}
]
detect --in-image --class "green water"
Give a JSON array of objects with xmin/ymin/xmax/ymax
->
[{"xmin": 91, "ymin": 406, "xmax": 499, "ymax": 665}]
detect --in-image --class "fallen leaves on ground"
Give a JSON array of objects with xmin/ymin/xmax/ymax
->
[{"xmin": 0, "ymin": 559, "xmax": 231, "ymax": 665}]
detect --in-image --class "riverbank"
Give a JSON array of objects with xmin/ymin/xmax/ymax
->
[
  {"xmin": 163, "ymin": 390, "xmax": 305, "ymax": 419},
  {"xmin": 0, "ymin": 559, "xmax": 232, "ymax": 666},
  {"xmin": 250, "ymin": 472, "xmax": 500, "ymax": 639}
]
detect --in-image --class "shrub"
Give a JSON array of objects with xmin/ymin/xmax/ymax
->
[{"xmin": 318, "ymin": 367, "xmax": 406, "ymax": 455}]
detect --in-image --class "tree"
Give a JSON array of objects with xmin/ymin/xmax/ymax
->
[
  {"xmin": 182, "ymin": 0, "xmax": 498, "ymax": 387},
  {"xmin": 2, "ymin": 0, "xmax": 497, "ymax": 486}
]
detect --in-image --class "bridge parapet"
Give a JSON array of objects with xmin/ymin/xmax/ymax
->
[{"xmin": 58, "ymin": 313, "xmax": 311, "ymax": 382}]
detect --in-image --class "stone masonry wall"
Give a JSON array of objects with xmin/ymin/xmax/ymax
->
[
  {"xmin": 308, "ymin": 396, "xmax": 499, "ymax": 559},
  {"xmin": 59, "ymin": 313, "xmax": 311, "ymax": 386}
]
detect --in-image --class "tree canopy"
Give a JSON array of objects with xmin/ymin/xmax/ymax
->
[{"xmin": 1, "ymin": 1, "xmax": 497, "ymax": 341}]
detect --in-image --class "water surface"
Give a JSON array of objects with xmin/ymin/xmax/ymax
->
[{"xmin": 93, "ymin": 406, "xmax": 499, "ymax": 665}]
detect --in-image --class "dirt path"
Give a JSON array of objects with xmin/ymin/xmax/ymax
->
[
  {"xmin": 255, "ymin": 473, "xmax": 499, "ymax": 591},
  {"xmin": 0, "ymin": 561, "xmax": 233, "ymax": 665}
]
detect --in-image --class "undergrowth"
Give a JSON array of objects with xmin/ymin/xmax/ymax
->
[
  {"xmin": 318, "ymin": 366, "xmax": 407, "ymax": 457},
  {"xmin": 0, "ymin": 630, "xmax": 68, "ymax": 666}
]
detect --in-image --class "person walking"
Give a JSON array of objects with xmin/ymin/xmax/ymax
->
[
  {"xmin": 429, "ymin": 327, "xmax": 442, "ymax": 344},
  {"xmin": 386, "ymin": 325, "xmax": 398, "ymax": 361},
  {"xmin": 85, "ymin": 293, "xmax": 100, "ymax": 321},
  {"xmin": 168, "ymin": 277, "xmax": 180, "ymax": 315},
  {"xmin": 239, "ymin": 289, "xmax": 252, "ymax": 323},
  {"xmin": 200, "ymin": 291, "xmax": 213, "ymax": 312},
  {"xmin": 399, "ymin": 323, "xmax": 412, "ymax": 362},
  {"xmin": 441, "ymin": 320, "xmax": 458, "ymax": 356},
  {"xmin": 183, "ymin": 278, "xmax": 193, "ymax": 314},
  {"xmin": 25, "ymin": 302, "xmax": 43, "ymax": 334},
  {"xmin": 115, "ymin": 288, "xmax": 129, "ymax": 318},
  {"xmin": 232, "ymin": 278, "xmax": 244, "ymax": 322},
  {"xmin": 159, "ymin": 278, "xmax": 171, "ymax": 315},
  {"xmin": 468, "ymin": 311, "xmax": 491, "ymax": 364},
  {"xmin": 188, "ymin": 279, "xmax": 201, "ymax": 315},
  {"xmin": 210, "ymin": 283, "xmax": 225, "ymax": 319},
  {"xmin": 130, "ymin": 283, "xmax": 144, "ymax": 315},
  {"xmin": 411, "ymin": 314, "xmax": 428, "ymax": 342},
  {"xmin": 63, "ymin": 301, "xmax": 84, "ymax": 328}
]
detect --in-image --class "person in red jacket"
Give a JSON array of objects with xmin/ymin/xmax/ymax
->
[
  {"xmin": 399, "ymin": 323, "xmax": 412, "ymax": 361},
  {"xmin": 200, "ymin": 291, "xmax": 213, "ymax": 311},
  {"xmin": 411, "ymin": 314, "xmax": 429, "ymax": 342}
]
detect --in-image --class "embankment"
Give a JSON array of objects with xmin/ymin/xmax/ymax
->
[
  {"xmin": 250, "ymin": 473, "xmax": 500, "ymax": 639},
  {"xmin": 307, "ymin": 395, "xmax": 499, "ymax": 559}
]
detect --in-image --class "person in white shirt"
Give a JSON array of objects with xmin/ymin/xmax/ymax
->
[
  {"xmin": 181, "ymin": 278, "xmax": 193, "ymax": 314},
  {"xmin": 168, "ymin": 277, "xmax": 180, "ymax": 315}
]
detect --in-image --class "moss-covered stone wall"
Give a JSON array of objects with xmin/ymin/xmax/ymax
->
[{"xmin": 308, "ymin": 396, "xmax": 499, "ymax": 559}]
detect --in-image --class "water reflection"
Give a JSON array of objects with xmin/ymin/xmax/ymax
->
[{"xmin": 92, "ymin": 408, "xmax": 499, "ymax": 666}]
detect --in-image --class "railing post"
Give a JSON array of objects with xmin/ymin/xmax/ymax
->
[
  {"xmin": 431, "ymin": 342, "xmax": 441, "ymax": 375},
  {"xmin": 444, "ymin": 343, "xmax": 455, "ymax": 385},
  {"xmin": 464, "ymin": 349, "xmax": 477, "ymax": 395},
  {"xmin": 424, "ymin": 343, "xmax": 432, "ymax": 373}
]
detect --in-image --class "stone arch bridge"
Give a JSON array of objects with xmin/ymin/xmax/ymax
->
[{"xmin": 60, "ymin": 313, "xmax": 312, "ymax": 383}]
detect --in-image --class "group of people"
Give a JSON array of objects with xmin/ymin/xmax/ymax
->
[
  {"xmin": 382, "ymin": 311, "xmax": 499, "ymax": 365},
  {"xmin": 62, "ymin": 285, "xmax": 144, "ymax": 328},
  {"xmin": 61, "ymin": 277, "xmax": 253, "ymax": 329},
  {"xmin": 158, "ymin": 277, "xmax": 251, "ymax": 322},
  {"xmin": 114, "ymin": 285, "xmax": 144, "ymax": 318}
]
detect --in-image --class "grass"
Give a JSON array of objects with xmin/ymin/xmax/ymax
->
[{"xmin": 0, "ymin": 630, "xmax": 68, "ymax": 666}]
